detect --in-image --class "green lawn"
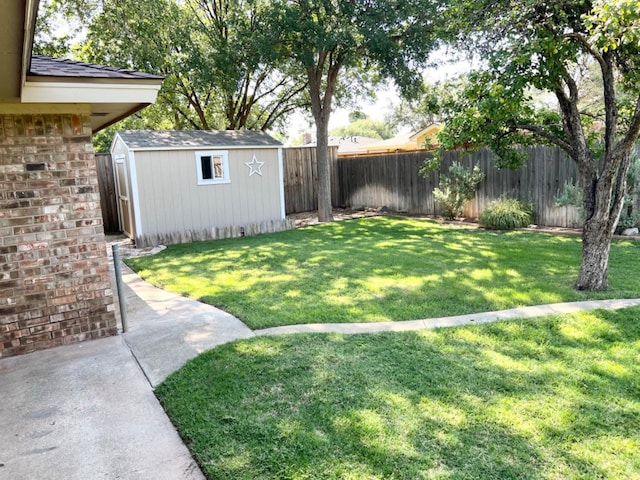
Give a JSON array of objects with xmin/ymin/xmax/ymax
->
[
  {"xmin": 156, "ymin": 307, "xmax": 640, "ymax": 480},
  {"xmin": 127, "ymin": 216, "xmax": 640, "ymax": 329}
]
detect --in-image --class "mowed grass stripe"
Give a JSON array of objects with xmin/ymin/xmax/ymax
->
[{"xmin": 127, "ymin": 216, "xmax": 640, "ymax": 329}]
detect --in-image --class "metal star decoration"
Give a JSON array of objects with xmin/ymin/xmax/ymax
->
[{"xmin": 245, "ymin": 155, "xmax": 265, "ymax": 176}]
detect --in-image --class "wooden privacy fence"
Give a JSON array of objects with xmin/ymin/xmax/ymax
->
[
  {"xmin": 336, "ymin": 147, "xmax": 583, "ymax": 227},
  {"xmin": 95, "ymin": 153, "xmax": 120, "ymax": 233},
  {"xmin": 283, "ymin": 145, "xmax": 586, "ymax": 228},
  {"xmin": 282, "ymin": 146, "xmax": 339, "ymax": 214}
]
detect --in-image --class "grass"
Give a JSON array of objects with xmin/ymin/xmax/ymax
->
[
  {"xmin": 156, "ymin": 307, "xmax": 640, "ymax": 480},
  {"xmin": 126, "ymin": 216, "xmax": 640, "ymax": 330}
]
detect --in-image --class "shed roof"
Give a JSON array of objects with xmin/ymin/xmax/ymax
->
[
  {"xmin": 117, "ymin": 130, "xmax": 282, "ymax": 150},
  {"xmin": 30, "ymin": 55, "xmax": 163, "ymax": 80}
]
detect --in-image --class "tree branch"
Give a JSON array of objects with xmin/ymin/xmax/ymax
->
[
  {"xmin": 257, "ymin": 83, "xmax": 308, "ymax": 130},
  {"xmin": 566, "ymin": 32, "xmax": 605, "ymax": 68},
  {"xmin": 515, "ymin": 123, "xmax": 573, "ymax": 152}
]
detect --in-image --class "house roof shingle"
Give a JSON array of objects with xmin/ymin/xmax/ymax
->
[
  {"xmin": 117, "ymin": 130, "xmax": 283, "ymax": 149},
  {"xmin": 30, "ymin": 55, "xmax": 164, "ymax": 80}
]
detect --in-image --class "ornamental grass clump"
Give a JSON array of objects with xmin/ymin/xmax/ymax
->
[{"xmin": 479, "ymin": 196, "xmax": 534, "ymax": 230}]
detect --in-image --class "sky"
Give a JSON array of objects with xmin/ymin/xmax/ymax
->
[{"xmin": 285, "ymin": 54, "xmax": 474, "ymax": 144}]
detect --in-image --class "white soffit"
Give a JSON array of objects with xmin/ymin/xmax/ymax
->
[{"xmin": 21, "ymin": 81, "xmax": 161, "ymax": 104}]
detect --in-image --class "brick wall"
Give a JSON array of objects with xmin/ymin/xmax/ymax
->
[{"xmin": 0, "ymin": 113, "xmax": 117, "ymax": 358}]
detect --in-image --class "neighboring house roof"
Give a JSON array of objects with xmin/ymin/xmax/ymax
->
[
  {"xmin": 116, "ymin": 130, "xmax": 283, "ymax": 150},
  {"xmin": 303, "ymin": 135, "xmax": 380, "ymax": 155},
  {"xmin": 331, "ymin": 136, "xmax": 381, "ymax": 155},
  {"xmin": 364, "ymin": 123, "xmax": 443, "ymax": 154},
  {"xmin": 30, "ymin": 55, "xmax": 163, "ymax": 80}
]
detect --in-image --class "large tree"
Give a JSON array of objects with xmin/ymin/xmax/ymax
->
[
  {"xmin": 187, "ymin": 0, "xmax": 307, "ymax": 130},
  {"xmin": 436, "ymin": 0, "xmax": 640, "ymax": 290},
  {"xmin": 44, "ymin": 0, "xmax": 306, "ymax": 133},
  {"xmin": 272, "ymin": 0, "xmax": 440, "ymax": 221}
]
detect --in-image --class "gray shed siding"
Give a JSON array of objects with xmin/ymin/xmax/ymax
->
[
  {"xmin": 133, "ymin": 147, "xmax": 283, "ymax": 235},
  {"xmin": 111, "ymin": 131, "xmax": 290, "ymax": 246}
]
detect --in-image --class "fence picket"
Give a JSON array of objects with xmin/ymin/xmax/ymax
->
[{"xmin": 282, "ymin": 146, "xmax": 591, "ymax": 227}]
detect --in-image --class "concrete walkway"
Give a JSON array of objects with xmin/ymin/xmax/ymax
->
[
  {"xmin": 254, "ymin": 298, "xmax": 640, "ymax": 336},
  {"xmin": 119, "ymin": 264, "xmax": 254, "ymax": 387},
  {"xmin": 0, "ymin": 336, "xmax": 204, "ymax": 480}
]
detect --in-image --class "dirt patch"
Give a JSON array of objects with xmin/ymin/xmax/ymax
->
[{"xmin": 287, "ymin": 208, "xmax": 384, "ymax": 227}]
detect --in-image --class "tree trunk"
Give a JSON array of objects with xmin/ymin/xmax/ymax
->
[
  {"xmin": 576, "ymin": 221, "xmax": 613, "ymax": 290},
  {"xmin": 575, "ymin": 151, "xmax": 630, "ymax": 291},
  {"xmin": 306, "ymin": 56, "xmax": 337, "ymax": 224},
  {"xmin": 315, "ymin": 117, "xmax": 333, "ymax": 222}
]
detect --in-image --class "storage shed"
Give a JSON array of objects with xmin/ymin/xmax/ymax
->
[{"xmin": 111, "ymin": 130, "xmax": 294, "ymax": 247}]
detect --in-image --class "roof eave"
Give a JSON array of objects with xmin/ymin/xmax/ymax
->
[
  {"xmin": 21, "ymin": 0, "xmax": 39, "ymax": 90},
  {"xmin": 21, "ymin": 78, "xmax": 162, "ymax": 133},
  {"xmin": 21, "ymin": 78, "xmax": 162, "ymax": 103},
  {"xmin": 93, "ymin": 104, "xmax": 149, "ymax": 134}
]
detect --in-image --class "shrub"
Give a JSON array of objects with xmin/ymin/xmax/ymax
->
[
  {"xmin": 615, "ymin": 154, "xmax": 640, "ymax": 233},
  {"xmin": 433, "ymin": 162, "xmax": 484, "ymax": 220},
  {"xmin": 616, "ymin": 196, "xmax": 639, "ymax": 233},
  {"xmin": 479, "ymin": 197, "xmax": 535, "ymax": 230}
]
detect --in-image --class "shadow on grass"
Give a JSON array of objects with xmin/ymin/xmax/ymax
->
[
  {"xmin": 156, "ymin": 307, "xmax": 640, "ymax": 480},
  {"xmin": 127, "ymin": 217, "xmax": 640, "ymax": 329}
]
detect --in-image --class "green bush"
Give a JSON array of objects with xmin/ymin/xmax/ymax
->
[
  {"xmin": 433, "ymin": 162, "xmax": 484, "ymax": 219},
  {"xmin": 479, "ymin": 197, "xmax": 535, "ymax": 230},
  {"xmin": 616, "ymin": 196, "xmax": 639, "ymax": 233}
]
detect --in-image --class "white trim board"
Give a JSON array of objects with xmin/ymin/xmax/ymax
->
[
  {"xmin": 128, "ymin": 151, "xmax": 144, "ymax": 237},
  {"xmin": 278, "ymin": 147, "xmax": 286, "ymax": 220},
  {"xmin": 125, "ymin": 145, "xmax": 282, "ymax": 152},
  {"xmin": 21, "ymin": 81, "xmax": 161, "ymax": 104}
]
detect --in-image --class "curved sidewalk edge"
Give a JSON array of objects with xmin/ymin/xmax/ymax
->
[
  {"xmin": 254, "ymin": 298, "xmax": 640, "ymax": 337},
  {"xmin": 115, "ymin": 264, "xmax": 254, "ymax": 387}
]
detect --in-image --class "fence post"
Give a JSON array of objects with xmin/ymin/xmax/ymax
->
[{"xmin": 112, "ymin": 244, "xmax": 128, "ymax": 333}]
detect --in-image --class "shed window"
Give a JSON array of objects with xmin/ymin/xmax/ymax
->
[{"xmin": 196, "ymin": 150, "xmax": 230, "ymax": 185}]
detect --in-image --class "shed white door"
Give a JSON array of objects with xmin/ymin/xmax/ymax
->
[{"xmin": 113, "ymin": 156, "xmax": 134, "ymax": 237}]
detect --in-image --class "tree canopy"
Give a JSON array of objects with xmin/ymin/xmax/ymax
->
[
  {"xmin": 434, "ymin": 0, "xmax": 640, "ymax": 290},
  {"xmin": 330, "ymin": 116, "xmax": 395, "ymax": 140},
  {"xmin": 271, "ymin": 0, "xmax": 441, "ymax": 220},
  {"xmin": 36, "ymin": 0, "xmax": 308, "ymax": 138}
]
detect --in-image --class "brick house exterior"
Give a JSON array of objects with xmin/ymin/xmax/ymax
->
[
  {"xmin": 0, "ymin": 114, "xmax": 117, "ymax": 356},
  {"xmin": 0, "ymin": 2, "xmax": 162, "ymax": 358}
]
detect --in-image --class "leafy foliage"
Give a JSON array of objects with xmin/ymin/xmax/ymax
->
[
  {"xmin": 616, "ymin": 150, "xmax": 640, "ymax": 232},
  {"xmin": 36, "ymin": 0, "xmax": 308, "ymax": 140},
  {"xmin": 433, "ymin": 162, "xmax": 484, "ymax": 219},
  {"xmin": 555, "ymin": 179, "xmax": 585, "ymax": 223},
  {"xmin": 430, "ymin": 0, "xmax": 640, "ymax": 289},
  {"xmin": 386, "ymin": 79, "xmax": 465, "ymax": 134},
  {"xmin": 479, "ymin": 196, "xmax": 535, "ymax": 230},
  {"xmin": 330, "ymin": 117, "xmax": 395, "ymax": 140},
  {"xmin": 270, "ymin": 0, "xmax": 442, "ymax": 221}
]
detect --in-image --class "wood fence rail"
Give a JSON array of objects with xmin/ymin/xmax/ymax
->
[
  {"xmin": 282, "ymin": 146, "xmax": 339, "ymax": 214},
  {"xmin": 283, "ymin": 145, "xmax": 586, "ymax": 227}
]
